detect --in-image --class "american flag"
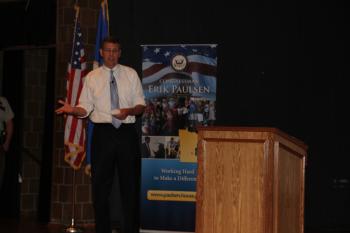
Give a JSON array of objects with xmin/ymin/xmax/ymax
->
[
  {"xmin": 142, "ymin": 44, "xmax": 218, "ymax": 100},
  {"xmin": 64, "ymin": 18, "xmax": 87, "ymax": 169}
]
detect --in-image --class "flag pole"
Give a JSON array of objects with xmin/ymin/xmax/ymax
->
[
  {"xmin": 105, "ymin": 0, "xmax": 110, "ymax": 36},
  {"xmin": 65, "ymin": 3, "xmax": 83, "ymax": 233},
  {"xmin": 65, "ymin": 169, "xmax": 83, "ymax": 233}
]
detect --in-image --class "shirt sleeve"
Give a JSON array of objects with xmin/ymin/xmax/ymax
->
[
  {"xmin": 76, "ymin": 75, "xmax": 94, "ymax": 118},
  {"xmin": 2, "ymin": 97, "xmax": 14, "ymax": 121},
  {"xmin": 131, "ymin": 71, "xmax": 146, "ymax": 107}
]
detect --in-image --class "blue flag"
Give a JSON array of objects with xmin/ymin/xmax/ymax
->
[
  {"xmin": 93, "ymin": 0, "xmax": 109, "ymax": 69},
  {"xmin": 86, "ymin": 0, "xmax": 109, "ymax": 165}
]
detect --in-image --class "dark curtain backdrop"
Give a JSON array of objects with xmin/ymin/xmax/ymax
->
[
  {"xmin": 108, "ymin": 1, "xmax": 349, "ymax": 229},
  {"xmin": 0, "ymin": 1, "xmax": 55, "ymax": 50},
  {"xmin": 38, "ymin": 48, "xmax": 55, "ymax": 222},
  {"xmin": 0, "ymin": 50, "xmax": 24, "ymax": 218}
]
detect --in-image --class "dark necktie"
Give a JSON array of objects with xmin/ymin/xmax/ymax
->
[{"xmin": 110, "ymin": 70, "xmax": 121, "ymax": 128}]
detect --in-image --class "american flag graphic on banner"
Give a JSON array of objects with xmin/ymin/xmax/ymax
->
[
  {"xmin": 141, "ymin": 44, "xmax": 217, "ymax": 137},
  {"xmin": 64, "ymin": 18, "xmax": 87, "ymax": 169},
  {"xmin": 142, "ymin": 44, "xmax": 217, "ymax": 100}
]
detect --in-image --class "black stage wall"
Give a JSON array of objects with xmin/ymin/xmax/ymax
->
[{"xmin": 107, "ymin": 1, "xmax": 349, "ymax": 230}]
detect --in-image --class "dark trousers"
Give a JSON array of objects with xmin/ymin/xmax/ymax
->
[
  {"xmin": 0, "ymin": 147, "xmax": 20, "ymax": 218},
  {"xmin": 91, "ymin": 123, "xmax": 140, "ymax": 233}
]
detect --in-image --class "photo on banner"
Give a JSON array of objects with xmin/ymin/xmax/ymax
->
[{"xmin": 140, "ymin": 44, "xmax": 217, "ymax": 232}]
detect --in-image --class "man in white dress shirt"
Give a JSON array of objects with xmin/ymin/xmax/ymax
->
[{"xmin": 56, "ymin": 37, "xmax": 145, "ymax": 233}]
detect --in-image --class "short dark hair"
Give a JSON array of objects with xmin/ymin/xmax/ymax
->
[{"xmin": 101, "ymin": 36, "xmax": 121, "ymax": 49}]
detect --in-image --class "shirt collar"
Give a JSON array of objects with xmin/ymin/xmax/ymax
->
[{"xmin": 102, "ymin": 64, "xmax": 120, "ymax": 73}]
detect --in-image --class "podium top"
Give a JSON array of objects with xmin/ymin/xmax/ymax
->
[{"xmin": 197, "ymin": 126, "xmax": 308, "ymax": 150}]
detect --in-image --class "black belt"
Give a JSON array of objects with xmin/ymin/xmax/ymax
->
[{"xmin": 93, "ymin": 123, "xmax": 135, "ymax": 128}]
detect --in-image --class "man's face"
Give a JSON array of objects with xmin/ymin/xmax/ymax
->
[{"xmin": 100, "ymin": 42, "xmax": 121, "ymax": 68}]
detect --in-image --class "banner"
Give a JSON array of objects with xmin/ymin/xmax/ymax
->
[{"xmin": 140, "ymin": 44, "xmax": 217, "ymax": 232}]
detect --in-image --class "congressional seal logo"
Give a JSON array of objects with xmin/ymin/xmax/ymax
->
[{"xmin": 171, "ymin": 54, "xmax": 188, "ymax": 72}]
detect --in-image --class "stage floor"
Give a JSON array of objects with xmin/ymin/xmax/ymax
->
[
  {"xmin": 0, "ymin": 217, "xmax": 95, "ymax": 233},
  {"xmin": 0, "ymin": 217, "xmax": 349, "ymax": 233}
]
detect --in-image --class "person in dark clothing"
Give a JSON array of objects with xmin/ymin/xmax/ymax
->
[{"xmin": 141, "ymin": 136, "xmax": 151, "ymax": 158}]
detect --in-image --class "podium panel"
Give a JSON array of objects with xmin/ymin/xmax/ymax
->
[{"xmin": 195, "ymin": 127, "xmax": 307, "ymax": 233}]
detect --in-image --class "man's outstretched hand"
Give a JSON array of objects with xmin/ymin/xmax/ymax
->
[
  {"xmin": 55, "ymin": 100, "xmax": 74, "ymax": 115},
  {"xmin": 85, "ymin": 164, "xmax": 91, "ymax": 177}
]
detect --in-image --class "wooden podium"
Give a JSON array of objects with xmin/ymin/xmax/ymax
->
[{"xmin": 195, "ymin": 127, "xmax": 307, "ymax": 233}]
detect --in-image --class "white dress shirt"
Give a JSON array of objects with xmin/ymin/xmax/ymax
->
[{"xmin": 77, "ymin": 64, "xmax": 145, "ymax": 124}]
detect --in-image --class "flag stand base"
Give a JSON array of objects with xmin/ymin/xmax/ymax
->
[{"xmin": 64, "ymin": 218, "xmax": 83, "ymax": 233}]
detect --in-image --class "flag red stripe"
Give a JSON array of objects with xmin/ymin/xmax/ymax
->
[
  {"xmin": 68, "ymin": 117, "xmax": 78, "ymax": 143},
  {"xmin": 187, "ymin": 62, "xmax": 217, "ymax": 76},
  {"xmin": 143, "ymin": 63, "xmax": 166, "ymax": 77},
  {"xmin": 74, "ymin": 71, "xmax": 85, "ymax": 106},
  {"xmin": 67, "ymin": 69, "xmax": 75, "ymax": 104}
]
